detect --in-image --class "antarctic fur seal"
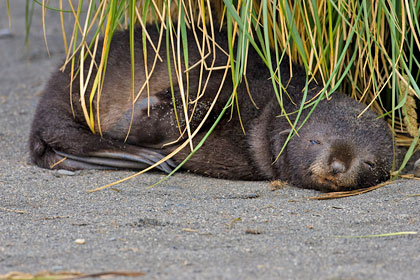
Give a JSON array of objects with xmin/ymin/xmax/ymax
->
[{"xmin": 29, "ymin": 26, "xmax": 393, "ymax": 192}]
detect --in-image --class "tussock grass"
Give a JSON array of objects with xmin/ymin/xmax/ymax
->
[{"xmin": 19, "ymin": 0, "xmax": 420, "ymax": 181}]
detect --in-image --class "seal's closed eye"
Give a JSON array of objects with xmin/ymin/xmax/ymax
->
[{"xmin": 309, "ymin": 140, "xmax": 321, "ymax": 145}]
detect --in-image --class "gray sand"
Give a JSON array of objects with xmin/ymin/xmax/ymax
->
[{"xmin": 1, "ymin": 2, "xmax": 419, "ymax": 279}]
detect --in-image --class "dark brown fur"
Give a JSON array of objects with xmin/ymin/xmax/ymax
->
[{"xmin": 29, "ymin": 26, "xmax": 393, "ymax": 191}]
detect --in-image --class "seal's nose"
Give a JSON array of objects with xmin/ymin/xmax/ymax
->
[{"xmin": 331, "ymin": 160, "xmax": 346, "ymax": 174}]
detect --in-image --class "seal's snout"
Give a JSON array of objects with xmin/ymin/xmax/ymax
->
[
  {"xmin": 327, "ymin": 141, "xmax": 354, "ymax": 175},
  {"xmin": 308, "ymin": 140, "xmax": 362, "ymax": 191}
]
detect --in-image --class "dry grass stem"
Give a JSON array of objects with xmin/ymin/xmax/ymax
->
[
  {"xmin": 0, "ymin": 207, "xmax": 26, "ymax": 214},
  {"xmin": 309, "ymin": 181, "xmax": 394, "ymax": 200}
]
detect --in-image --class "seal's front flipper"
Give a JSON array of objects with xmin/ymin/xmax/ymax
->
[{"xmin": 54, "ymin": 147, "xmax": 175, "ymax": 173}]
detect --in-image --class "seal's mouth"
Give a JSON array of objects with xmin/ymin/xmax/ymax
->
[
  {"xmin": 314, "ymin": 175, "xmax": 341, "ymax": 191},
  {"xmin": 312, "ymin": 174, "xmax": 357, "ymax": 192}
]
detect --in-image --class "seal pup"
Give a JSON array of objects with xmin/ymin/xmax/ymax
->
[{"xmin": 29, "ymin": 26, "xmax": 393, "ymax": 191}]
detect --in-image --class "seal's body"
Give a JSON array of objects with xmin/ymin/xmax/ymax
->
[{"xmin": 29, "ymin": 26, "xmax": 393, "ymax": 191}]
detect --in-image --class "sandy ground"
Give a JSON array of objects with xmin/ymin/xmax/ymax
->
[{"xmin": 1, "ymin": 2, "xmax": 420, "ymax": 279}]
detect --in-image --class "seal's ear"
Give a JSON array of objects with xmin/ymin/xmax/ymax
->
[{"xmin": 279, "ymin": 129, "xmax": 292, "ymax": 136}]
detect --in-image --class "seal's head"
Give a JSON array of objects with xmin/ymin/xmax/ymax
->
[{"xmin": 280, "ymin": 94, "xmax": 393, "ymax": 192}]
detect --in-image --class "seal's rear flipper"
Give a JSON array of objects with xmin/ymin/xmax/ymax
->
[
  {"xmin": 54, "ymin": 148, "xmax": 175, "ymax": 174},
  {"xmin": 29, "ymin": 111, "xmax": 176, "ymax": 173}
]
